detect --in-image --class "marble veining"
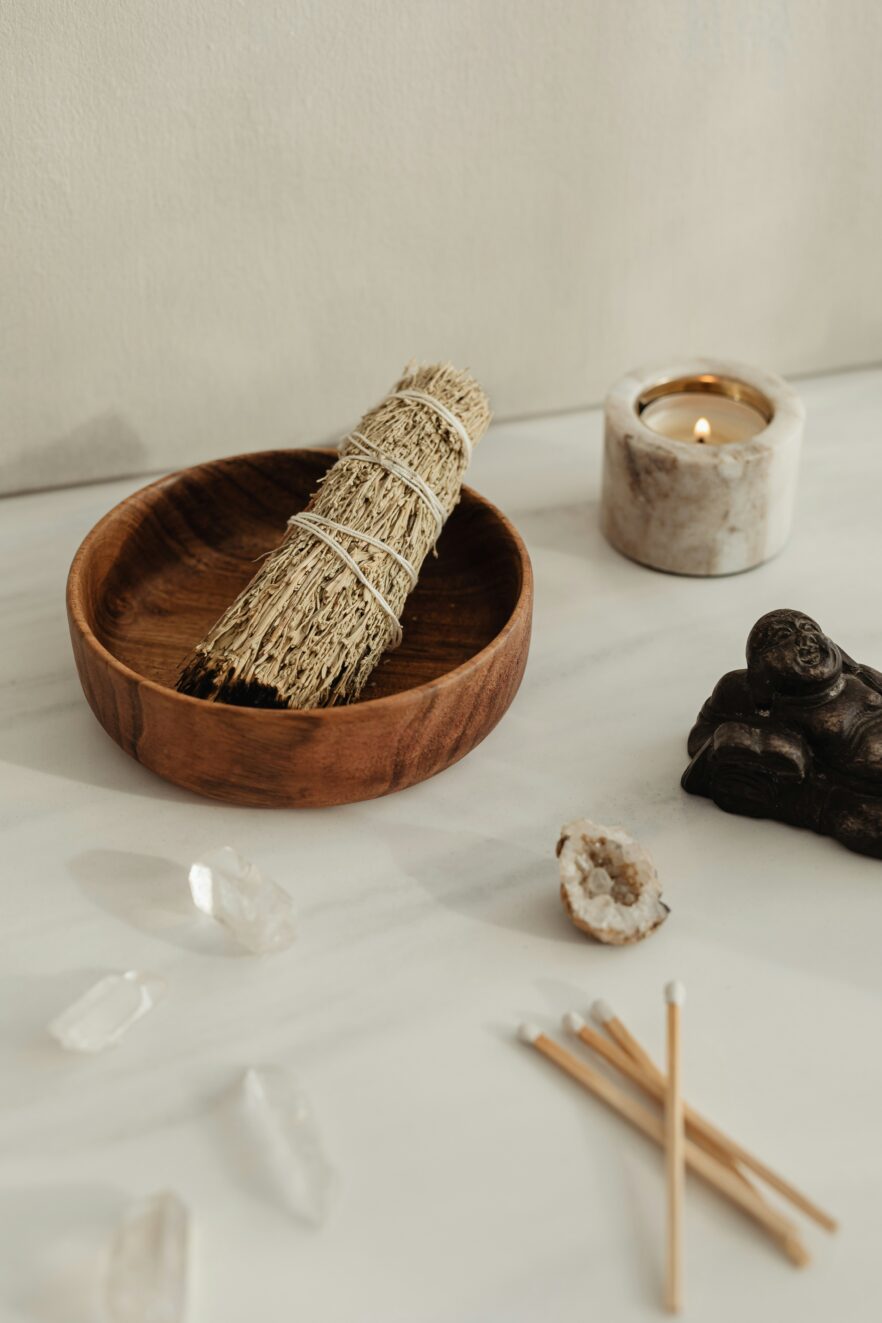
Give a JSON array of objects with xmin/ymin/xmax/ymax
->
[{"xmin": 1, "ymin": 368, "xmax": 882, "ymax": 1321}]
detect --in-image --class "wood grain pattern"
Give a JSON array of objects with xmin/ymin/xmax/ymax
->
[{"xmin": 66, "ymin": 449, "xmax": 533, "ymax": 807}]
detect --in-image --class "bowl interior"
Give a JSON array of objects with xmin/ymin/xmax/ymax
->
[{"xmin": 79, "ymin": 449, "xmax": 524, "ymax": 703}]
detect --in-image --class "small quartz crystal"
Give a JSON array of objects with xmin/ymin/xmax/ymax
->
[
  {"xmin": 48, "ymin": 971, "xmax": 166, "ymax": 1052},
  {"xmin": 239, "ymin": 1066, "xmax": 336, "ymax": 1225},
  {"xmin": 188, "ymin": 846, "xmax": 296, "ymax": 954},
  {"xmin": 557, "ymin": 818, "xmax": 669, "ymax": 945},
  {"xmin": 106, "ymin": 1190, "xmax": 189, "ymax": 1323}
]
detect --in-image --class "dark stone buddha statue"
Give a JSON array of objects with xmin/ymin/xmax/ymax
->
[{"xmin": 682, "ymin": 609, "xmax": 882, "ymax": 858}]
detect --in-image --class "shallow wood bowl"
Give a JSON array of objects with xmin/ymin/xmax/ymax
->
[{"xmin": 67, "ymin": 449, "xmax": 533, "ymax": 807}]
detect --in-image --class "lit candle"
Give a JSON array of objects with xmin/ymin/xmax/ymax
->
[
  {"xmin": 639, "ymin": 386, "xmax": 769, "ymax": 445},
  {"xmin": 601, "ymin": 360, "xmax": 805, "ymax": 576}
]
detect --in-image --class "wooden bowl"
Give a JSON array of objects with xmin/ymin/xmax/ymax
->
[{"xmin": 67, "ymin": 449, "xmax": 533, "ymax": 807}]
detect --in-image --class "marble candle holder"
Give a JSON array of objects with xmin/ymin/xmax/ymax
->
[{"xmin": 601, "ymin": 359, "xmax": 804, "ymax": 576}]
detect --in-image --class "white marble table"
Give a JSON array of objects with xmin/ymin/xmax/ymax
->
[{"xmin": 2, "ymin": 367, "xmax": 881, "ymax": 1322}]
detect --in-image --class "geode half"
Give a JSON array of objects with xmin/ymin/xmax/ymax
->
[{"xmin": 557, "ymin": 819, "xmax": 669, "ymax": 945}]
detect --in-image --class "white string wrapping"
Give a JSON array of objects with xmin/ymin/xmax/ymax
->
[
  {"xmin": 291, "ymin": 511, "xmax": 417, "ymax": 585},
  {"xmin": 389, "ymin": 389, "xmax": 474, "ymax": 465},
  {"xmin": 342, "ymin": 431, "xmax": 447, "ymax": 540},
  {"xmin": 287, "ymin": 510, "xmax": 414, "ymax": 646},
  {"xmin": 176, "ymin": 364, "xmax": 491, "ymax": 709},
  {"xmin": 287, "ymin": 394, "xmax": 473, "ymax": 652}
]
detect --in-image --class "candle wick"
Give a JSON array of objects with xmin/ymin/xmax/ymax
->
[{"xmin": 693, "ymin": 416, "xmax": 712, "ymax": 444}]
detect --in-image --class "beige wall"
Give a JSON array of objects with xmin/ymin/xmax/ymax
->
[{"xmin": 2, "ymin": 0, "xmax": 881, "ymax": 495}]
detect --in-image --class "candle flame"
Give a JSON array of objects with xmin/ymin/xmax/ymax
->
[{"xmin": 693, "ymin": 416, "xmax": 711, "ymax": 443}]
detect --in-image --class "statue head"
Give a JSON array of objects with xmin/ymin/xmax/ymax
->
[{"xmin": 746, "ymin": 609, "xmax": 842, "ymax": 700}]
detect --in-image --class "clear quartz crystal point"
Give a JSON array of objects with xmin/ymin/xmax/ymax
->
[
  {"xmin": 188, "ymin": 846, "xmax": 296, "ymax": 954},
  {"xmin": 48, "ymin": 971, "xmax": 166, "ymax": 1052},
  {"xmin": 241, "ymin": 1066, "xmax": 336, "ymax": 1225},
  {"xmin": 106, "ymin": 1190, "xmax": 189, "ymax": 1323}
]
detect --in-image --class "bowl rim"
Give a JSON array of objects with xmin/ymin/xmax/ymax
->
[{"xmin": 67, "ymin": 447, "xmax": 533, "ymax": 722}]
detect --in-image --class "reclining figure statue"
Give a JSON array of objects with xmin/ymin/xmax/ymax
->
[{"xmin": 682, "ymin": 609, "xmax": 882, "ymax": 859}]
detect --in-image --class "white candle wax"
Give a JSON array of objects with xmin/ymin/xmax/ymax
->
[{"xmin": 640, "ymin": 392, "xmax": 767, "ymax": 445}]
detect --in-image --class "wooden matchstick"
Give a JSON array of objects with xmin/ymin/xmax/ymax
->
[
  {"xmin": 591, "ymin": 998, "xmax": 660, "ymax": 1078},
  {"xmin": 517, "ymin": 1024, "xmax": 809, "ymax": 1266},
  {"xmin": 562, "ymin": 1011, "xmax": 758, "ymax": 1193},
  {"xmin": 589, "ymin": 999, "xmax": 838, "ymax": 1234},
  {"xmin": 664, "ymin": 981, "xmax": 686, "ymax": 1313}
]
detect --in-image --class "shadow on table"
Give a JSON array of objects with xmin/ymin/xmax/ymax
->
[
  {"xmin": 1, "ymin": 408, "xmax": 147, "ymax": 496},
  {"xmin": 380, "ymin": 822, "xmax": 585, "ymax": 942},
  {"xmin": 68, "ymin": 848, "xmax": 244, "ymax": 957},
  {"xmin": 515, "ymin": 498, "xmax": 612, "ymax": 562},
  {"xmin": 0, "ymin": 970, "xmax": 115, "ymax": 1115},
  {"xmin": 0, "ymin": 690, "xmax": 187, "ymax": 802},
  {"xmin": 0, "ymin": 1181, "xmax": 124, "ymax": 1323}
]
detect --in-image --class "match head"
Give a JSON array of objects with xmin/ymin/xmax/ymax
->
[
  {"xmin": 665, "ymin": 979, "xmax": 686, "ymax": 1006},
  {"xmin": 562, "ymin": 1011, "xmax": 586, "ymax": 1035},
  {"xmin": 590, "ymin": 998, "xmax": 615, "ymax": 1026},
  {"xmin": 517, "ymin": 1022, "xmax": 543, "ymax": 1045}
]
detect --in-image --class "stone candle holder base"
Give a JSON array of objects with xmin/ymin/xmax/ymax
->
[{"xmin": 601, "ymin": 359, "xmax": 804, "ymax": 576}]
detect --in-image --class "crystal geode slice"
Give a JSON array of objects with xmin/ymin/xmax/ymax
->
[{"xmin": 557, "ymin": 819, "xmax": 669, "ymax": 945}]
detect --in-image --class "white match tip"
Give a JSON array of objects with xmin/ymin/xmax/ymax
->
[
  {"xmin": 590, "ymin": 998, "xmax": 615, "ymax": 1025},
  {"xmin": 518, "ymin": 1022, "xmax": 542, "ymax": 1045},
  {"xmin": 563, "ymin": 1011, "xmax": 586, "ymax": 1034},
  {"xmin": 665, "ymin": 979, "xmax": 686, "ymax": 1006}
]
